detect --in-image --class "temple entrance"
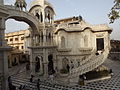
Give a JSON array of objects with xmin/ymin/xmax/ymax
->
[
  {"xmin": 48, "ymin": 54, "xmax": 55, "ymax": 75},
  {"xmin": 96, "ymin": 38, "xmax": 104, "ymax": 51},
  {"xmin": 35, "ymin": 56, "xmax": 40, "ymax": 72}
]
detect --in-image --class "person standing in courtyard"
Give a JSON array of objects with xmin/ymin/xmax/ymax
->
[
  {"xmin": 30, "ymin": 75, "xmax": 34, "ymax": 83},
  {"xmin": 66, "ymin": 64, "xmax": 70, "ymax": 72},
  {"xmin": 8, "ymin": 76, "xmax": 12, "ymax": 90},
  {"xmin": 37, "ymin": 79, "xmax": 40, "ymax": 90}
]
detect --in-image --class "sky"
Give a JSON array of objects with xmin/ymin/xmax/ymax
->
[{"xmin": 4, "ymin": 0, "xmax": 120, "ymax": 40}]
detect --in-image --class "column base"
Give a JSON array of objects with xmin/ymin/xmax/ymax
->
[{"xmin": 0, "ymin": 46, "xmax": 12, "ymax": 90}]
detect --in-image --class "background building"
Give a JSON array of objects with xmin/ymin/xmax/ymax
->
[
  {"xmin": 5, "ymin": 30, "xmax": 30, "ymax": 67},
  {"xmin": 108, "ymin": 40, "xmax": 120, "ymax": 60}
]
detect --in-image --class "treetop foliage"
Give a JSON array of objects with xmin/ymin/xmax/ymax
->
[{"xmin": 108, "ymin": 0, "xmax": 120, "ymax": 23}]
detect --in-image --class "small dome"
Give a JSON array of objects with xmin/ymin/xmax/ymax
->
[
  {"xmin": 15, "ymin": 0, "xmax": 27, "ymax": 10},
  {"xmin": 30, "ymin": 0, "xmax": 54, "ymax": 11}
]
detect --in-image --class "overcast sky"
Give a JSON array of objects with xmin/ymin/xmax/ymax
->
[{"xmin": 4, "ymin": 0, "xmax": 120, "ymax": 40}]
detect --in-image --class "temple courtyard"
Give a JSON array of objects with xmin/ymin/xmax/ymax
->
[{"xmin": 6, "ymin": 58, "xmax": 120, "ymax": 90}]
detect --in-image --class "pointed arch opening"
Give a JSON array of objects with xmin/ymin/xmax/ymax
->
[{"xmin": 48, "ymin": 54, "xmax": 55, "ymax": 75}]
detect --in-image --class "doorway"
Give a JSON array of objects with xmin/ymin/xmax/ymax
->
[
  {"xmin": 35, "ymin": 56, "xmax": 40, "ymax": 72},
  {"xmin": 48, "ymin": 54, "xmax": 55, "ymax": 75},
  {"xmin": 96, "ymin": 38, "xmax": 104, "ymax": 51}
]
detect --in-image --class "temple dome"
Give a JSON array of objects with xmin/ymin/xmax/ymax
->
[
  {"xmin": 15, "ymin": 0, "xmax": 27, "ymax": 10},
  {"xmin": 29, "ymin": 0, "xmax": 55, "ymax": 14},
  {"xmin": 30, "ymin": 0, "xmax": 53, "ymax": 9}
]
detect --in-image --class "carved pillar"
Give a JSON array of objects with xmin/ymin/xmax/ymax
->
[
  {"xmin": 0, "ymin": 18, "xmax": 5, "ymax": 46},
  {"xmin": 43, "ymin": 29, "xmax": 46, "ymax": 46},
  {"xmin": 39, "ymin": 34, "xmax": 42, "ymax": 46},
  {"xmin": 30, "ymin": 48, "xmax": 36, "ymax": 75},
  {"xmin": 43, "ymin": 49, "xmax": 48, "ymax": 77},
  {"xmin": 0, "ymin": 18, "xmax": 11, "ymax": 90}
]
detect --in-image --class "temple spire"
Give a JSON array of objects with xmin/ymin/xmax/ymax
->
[{"xmin": 15, "ymin": 0, "xmax": 27, "ymax": 11}]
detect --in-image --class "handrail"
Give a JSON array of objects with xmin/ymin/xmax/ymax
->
[{"xmin": 69, "ymin": 48, "xmax": 109, "ymax": 79}]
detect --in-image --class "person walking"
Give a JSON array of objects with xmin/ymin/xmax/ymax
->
[
  {"xmin": 37, "ymin": 79, "xmax": 40, "ymax": 90},
  {"xmin": 30, "ymin": 75, "xmax": 34, "ymax": 83},
  {"xmin": 8, "ymin": 76, "xmax": 12, "ymax": 90}
]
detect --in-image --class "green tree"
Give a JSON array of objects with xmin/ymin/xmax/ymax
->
[{"xmin": 108, "ymin": 0, "xmax": 120, "ymax": 23}]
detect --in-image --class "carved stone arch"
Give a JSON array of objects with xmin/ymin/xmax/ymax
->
[
  {"xmin": 44, "ymin": 6, "xmax": 55, "ymax": 23},
  {"xmin": 45, "ymin": 6, "xmax": 55, "ymax": 15},
  {"xmin": 83, "ymin": 27, "xmax": 92, "ymax": 31},
  {"xmin": 29, "ymin": 4, "xmax": 43, "ymax": 23},
  {"xmin": 55, "ymin": 28, "xmax": 67, "ymax": 34},
  {"xmin": 6, "ymin": 16, "xmax": 38, "ymax": 32},
  {"xmin": 29, "ymin": 5, "xmax": 42, "ymax": 12}
]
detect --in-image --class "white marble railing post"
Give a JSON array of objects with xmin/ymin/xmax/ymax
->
[{"xmin": 70, "ymin": 50, "xmax": 107, "ymax": 80}]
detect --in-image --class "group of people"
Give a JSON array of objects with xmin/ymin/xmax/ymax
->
[
  {"xmin": 29, "ymin": 74, "xmax": 55, "ymax": 90},
  {"xmin": 29, "ymin": 75, "xmax": 40, "ymax": 90}
]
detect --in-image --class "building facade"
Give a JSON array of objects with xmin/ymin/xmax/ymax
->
[
  {"xmin": 27, "ymin": 0, "xmax": 112, "ymax": 83},
  {"xmin": 0, "ymin": 0, "xmax": 113, "ymax": 89},
  {"xmin": 5, "ymin": 30, "xmax": 30, "ymax": 67}
]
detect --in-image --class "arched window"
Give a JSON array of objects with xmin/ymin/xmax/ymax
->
[
  {"xmin": 35, "ymin": 12, "xmax": 40, "ymax": 19},
  {"xmin": 61, "ymin": 36, "xmax": 65, "ymax": 48},
  {"xmin": 40, "ymin": 12, "xmax": 43, "ymax": 22}
]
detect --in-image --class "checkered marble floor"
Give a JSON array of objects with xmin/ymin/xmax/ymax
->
[{"xmin": 11, "ymin": 59, "xmax": 120, "ymax": 90}]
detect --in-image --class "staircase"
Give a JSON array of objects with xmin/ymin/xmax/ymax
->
[{"xmin": 69, "ymin": 46, "xmax": 109, "ymax": 83}]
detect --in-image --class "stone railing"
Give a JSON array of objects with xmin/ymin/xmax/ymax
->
[
  {"xmin": 56, "ymin": 20, "xmax": 80, "ymax": 29},
  {"xmin": 69, "ymin": 48, "xmax": 109, "ymax": 79}
]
